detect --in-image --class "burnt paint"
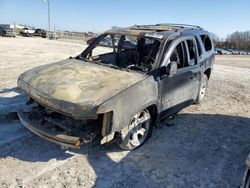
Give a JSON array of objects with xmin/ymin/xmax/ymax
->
[
  {"xmin": 159, "ymin": 66, "xmax": 200, "ymax": 112},
  {"xmin": 97, "ymin": 76, "xmax": 158, "ymax": 132},
  {"xmin": 17, "ymin": 59, "xmax": 145, "ymax": 119},
  {"xmin": 18, "ymin": 25, "xmax": 214, "ymax": 141}
]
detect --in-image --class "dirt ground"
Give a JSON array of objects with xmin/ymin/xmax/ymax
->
[{"xmin": 0, "ymin": 36, "xmax": 250, "ymax": 188}]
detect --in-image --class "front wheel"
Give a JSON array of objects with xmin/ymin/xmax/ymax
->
[
  {"xmin": 195, "ymin": 74, "xmax": 208, "ymax": 104},
  {"xmin": 118, "ymin": 109, "xmax": 152, "ymax": 150}
]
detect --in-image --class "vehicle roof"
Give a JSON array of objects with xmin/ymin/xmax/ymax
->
[{"xmin": 105, "ymin": 24, "xmax": 209, "ymax": 39}]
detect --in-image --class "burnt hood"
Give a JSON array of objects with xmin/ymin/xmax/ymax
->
[{"xmin": 17, "ymin": 59, "xmax": 145, "ymax": 117}]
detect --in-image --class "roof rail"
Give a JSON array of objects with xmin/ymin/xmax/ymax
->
[
  {"xmin": 156, "ymin": 23, "xmax": 203, "ymax": 29},
  {"xmin": 130, "ymin": 24, "xmax": 182, "ymax": 31}
]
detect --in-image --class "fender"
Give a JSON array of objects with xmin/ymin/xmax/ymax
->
[{"xmin": 97, "ymin": 76, "xmax": 159, "ymax": 133}]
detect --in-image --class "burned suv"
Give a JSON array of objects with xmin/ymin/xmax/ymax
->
[{"xmin": 18, "ymin": 24, "xmax": 214, "ymax": 150}]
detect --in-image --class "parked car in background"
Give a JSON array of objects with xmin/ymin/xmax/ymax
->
[
  {"xmin": 215, "ymin": 48, "xmax": 231, "ymax": 55},
  {"xmin": 240, "ymin": 51, "xmax": 248, "ymax": 55},
  {"xmin": 34, "ymin": 29, "xmax": 47, "ymax": 38},
  {"xmin": 0, "ymin": 27, "xmax": 4, "ymax": 36},
  {"xmin": 232, "ymin": 49, "xmax": 240, "ymax": 55},
  {"xmin": 21, "ymin": 27, "xmax": 35, "ymax": 37},
  {"xmin": 214, "ymin": 48, "xmax": 250, "ymax": 55},
  {"xmin": 226, "ymin": 49, "xmax": 239, "ymax": 55},
  {"xmin": 0, "ymin": 27, "xmax": 16, "ymax": 37}
]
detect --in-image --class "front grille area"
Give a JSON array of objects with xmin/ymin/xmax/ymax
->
[{"xmin": 27, "ymin": 100, "xmax": 101, "ymax": 142}]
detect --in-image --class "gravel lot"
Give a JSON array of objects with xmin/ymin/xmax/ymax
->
[{"xmin": 0, "ymin": 36, "xmax": 250, "ymax": 188}]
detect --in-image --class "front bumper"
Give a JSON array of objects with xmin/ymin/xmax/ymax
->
[
  {"xmin": 18, "ymin": 103, "xmax": 99, "ymax": 148},
  {"xmin": 18, "ymin": 112, "xmax": 82, "ymax": 148}
]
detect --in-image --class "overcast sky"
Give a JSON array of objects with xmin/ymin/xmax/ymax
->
[{"xmin": 0, "ymin": 0, "xmax": 250, "ymax": 38}]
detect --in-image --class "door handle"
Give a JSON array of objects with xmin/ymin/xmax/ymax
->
[{"xmin": 191, "ymin": 73, "xmax": 198, "ymax": 80}]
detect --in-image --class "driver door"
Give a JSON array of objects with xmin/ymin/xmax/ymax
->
[{"xmin": 159, "ymin": 37, "xmax": 200, "ymax": 113}]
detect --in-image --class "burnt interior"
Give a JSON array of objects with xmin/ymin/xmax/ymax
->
[
  {"xmin": 27, "ymin": 100, "xmax": 101, "ymax": 142},
  {"xmin": 81, "ymin": 34, "xmax": 161, "ymax": 72}
]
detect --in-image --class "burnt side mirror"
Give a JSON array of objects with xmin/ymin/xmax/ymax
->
[{"xmin": 166, "ymin": 61, "xmax": 177, "ymax": 76}]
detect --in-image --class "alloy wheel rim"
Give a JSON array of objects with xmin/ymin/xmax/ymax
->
[
  {"xmin": 129, "ymin": 110, "xmax": 150, "ymax": 147},
  {"xmin": 200, "ymin": 79, "xmax": 207, "ymax": 99}
]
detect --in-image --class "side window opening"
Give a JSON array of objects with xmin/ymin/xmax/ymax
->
[
  {"xmin": 200, "ymin": 35, "xmax": 212, "ymax": 52},
  {"xmin": 186, "ymin": 39, "xmax": 196, "ymax": 66},
  {"xmin": 170, "ymin": 42, "xmax": 188, "ymax": 69}
]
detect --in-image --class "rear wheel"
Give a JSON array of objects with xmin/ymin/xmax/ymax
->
[
  {"xmin": 195, "ymin": 74, "xmax": 208, "ymax": 104},
  {"xmin": 118, "ymin": 109, "xmax": 152, "ymax": 150}
]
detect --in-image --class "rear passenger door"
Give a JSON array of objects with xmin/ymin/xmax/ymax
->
[
  {"xmin": 184, "ymin": 38, "xmax": 201, "ymax": 100},
  {"xmin": 159, "ymin": 36, "xmax": 201, "ymax": 112},
  {"xmin": 199, "ymin": 34, "xmax": 215, "ymax": 67}
]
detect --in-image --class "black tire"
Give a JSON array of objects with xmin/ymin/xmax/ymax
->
[
  {"xmin": 195, "ymin": 74, "xmax": 208, "ymax": 104},
  {"xmin": 118, "ymin": 109, "xmax": 152, "ymax": 150}
]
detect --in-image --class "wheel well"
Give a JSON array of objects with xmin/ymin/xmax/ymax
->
[
  {"xmin": 147, "ymin": 104, "xmax": 158, "ymax": 126},
  {"xmin": 204, "ymin": 68, "xmax": 211, "ymax": 80}
]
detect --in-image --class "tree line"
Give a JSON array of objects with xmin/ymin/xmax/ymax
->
[{"xmin": 212, "ymin": 31, "xmax": 250, "ymax": 51}]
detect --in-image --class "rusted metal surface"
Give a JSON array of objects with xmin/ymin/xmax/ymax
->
[
  {"xmin": 105, "ymin": 25, "xmax": 180, "ymax": 37},
  {"xmin": 101, "ymin": 112, "xmax": 112, "ymax": 136},
  {"xmin": 105, "ymin": 28, "xmax": 148, "ymax": 37},
  {"xmin": 97, "ymin": 76, "xmax": 158, "ymax": 132},
  {"xmin": 18, "ymin": 59, "xmax": 145, "ymax": 118},
  {"xmin": 18, "ymin": 112, "xmax": 82, "ymax": 148},
  {"xmin": 17, "ymin": 24, "xmax": 214, "ymax": 148}
]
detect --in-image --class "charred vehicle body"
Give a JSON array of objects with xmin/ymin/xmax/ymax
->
[{"xmin": 18, "ymin": 24, "xmax": 215, "ymax": 150}]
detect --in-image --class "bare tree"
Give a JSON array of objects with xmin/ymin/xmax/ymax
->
[
  {"xmin": 210, "ymin": 32, "xmax": 221, "ymax": 46},
  {"xmin": 226, "ymin": 31, "xmax": 250, "ymax": 50}
]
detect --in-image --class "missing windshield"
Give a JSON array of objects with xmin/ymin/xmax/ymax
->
[{"xmin": 80, "ymin": 34, "xmax": 161, "ymax": 72}]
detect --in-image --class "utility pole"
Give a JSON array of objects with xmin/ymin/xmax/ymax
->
[
  {"xmin": 48, "ymin": 0, "xmax": 50, "ymax": 31},
  {"xmin": 41, "ymin": 0, "xmax": 50, "ymax": 32}
]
